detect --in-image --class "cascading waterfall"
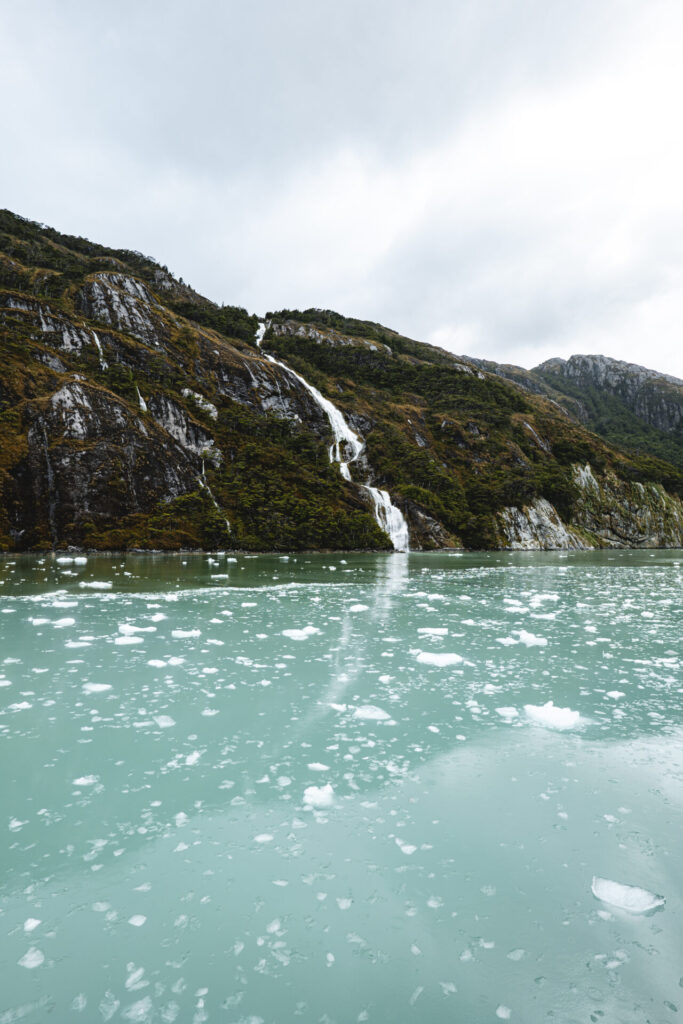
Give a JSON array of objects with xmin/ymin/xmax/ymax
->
[{"xmin": 255, "ymin": 322, "xmax": 410, "ymax": 551}]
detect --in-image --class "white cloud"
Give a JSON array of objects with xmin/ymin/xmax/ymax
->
[{"xmin": 1, "ymin": 0, "xmax": 683, "ymax": 376}]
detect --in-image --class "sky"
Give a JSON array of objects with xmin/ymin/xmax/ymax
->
[{"xmin": 2, "ymin": 0, "xmax": 683, "ymax": 377}]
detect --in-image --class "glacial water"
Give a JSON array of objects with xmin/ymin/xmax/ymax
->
[{"xmin": 1, "ymin": 550, "xmax": 682, "ymax": 1024}]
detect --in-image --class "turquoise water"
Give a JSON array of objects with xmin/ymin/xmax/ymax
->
[{"xmin": 1, "ymin": 550, "xmax": 682, "ymax": 1023}]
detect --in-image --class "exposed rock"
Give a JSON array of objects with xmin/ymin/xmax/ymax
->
[
  {"xmin": 572, "ymin": 463, "xmax": 683, "ymax": 548},
  {"xmin": 499, "ymin": 498, "xmax": 590, "ymax": 550}
]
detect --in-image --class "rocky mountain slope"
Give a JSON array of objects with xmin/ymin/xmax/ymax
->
[
  {"xmin": 1, "ymin": 209, "xmax": 682, "ymax": 552},
  {"xmin": 474, "ymin": 353, "xmax": 683, "ymax": 470}
]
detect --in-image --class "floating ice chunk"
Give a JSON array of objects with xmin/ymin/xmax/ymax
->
[
  {"xmin": 496, "ymin": 637, "xmax": 519, "ymax": 646},
  {"xmin": 128, "ymin": 915, "xmax": 147, "ymax": 927},
  {"xmin": 606, "ymin": 691, "xmax": 625, "ymax": 699},
  {"xmin": 591, "ymin": 877, "xmax": 665, "ymax": 914},
  {"xmin": 303, "ymin": 783, "xmax": 334, "ymax": 808},
  {"xmin": 24, "ymin": 918, "xmax": 41, "ymax": 932},
  {"xmin": 79, "ymin": 581, "xmax": 112, "ymax": 589},
  {"xmin": 514, "ymin": 630, "xmax": 547, "ymax": 647},
  {"xmin": 114, "ymin": 636, "xmax": 143, "ymax": 646},
  {"xmin": 282, "ymin": 626, "xmax": 321, "ymax": 640},
  {"xmin": 495, "ymin": 707, "xmax": 519, "ymax": 720},
  {"xmin": 147, "ymin": 659, "xmax": 167, "ymax": 668},
  {"xmin": 353, "ymin": 705, "xmax": 391, "ymax": 721},
  {"xmin": 118, "ymin": 624, "xmax": 156, "ymax": 635},
  {"xmin": 53, "ymin": 617, "xmax": 75, "ymax": 628},
  {"xmin": 171, "ymin": 628, "xmax": 201, "ymax": 639},
  {"xmin": 524, "ymin": 702, "xmax": 581, "ymax": 730},
  {"xmin": 18, "ymin": 947, "xmax": 44, "ymax": 968},
  {"xmin": 73, "ymin": 775, "xmax": 98, "ymax": 787},
  {"xmin": 154, "ymin": 715, "xmax": 176, "ymax": 729},
  {"xmin": 417, "ymin": 627, "xmax": 448, "ymax": 635},
  {"xmin": 395, "ymin": 837, "xmax": 417, "ymax": 855},
  {"xmin": 416, "ymin": 652, "xmax": 463, "ymax": 667},
  {"xmin": 307, "ymin": 762, "xmax": 329, "ymax": 771},
  {"xmin": 496, "ymin": 1007, "xmax": 512, "ymax": 1020},
  {"xmin": 254, "ymin": 833, "xmax": 274, "ymax": 843},
  {"xmin": 82, "ymin": 683, "xmax": 112, "ymax": 694},
  {"xmin": 185, "ymin": 751, "xmax": 201, "ymax": 766},
  {"xmin": 349, "ymin": 604, "xmax": 369, "ymax": 612}
]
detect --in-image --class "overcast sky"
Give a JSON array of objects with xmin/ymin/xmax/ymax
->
[{"xmin": 3, "ymin": 0, "xmax": 683, "ymax": 376}]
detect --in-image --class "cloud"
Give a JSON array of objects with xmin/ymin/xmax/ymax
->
[{"xmin": 1, "ymin": 0, "xmax": 683, "ymax": 376}]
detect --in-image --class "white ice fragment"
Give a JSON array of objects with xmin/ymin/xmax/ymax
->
[
  {"xmin": 114, "ymin": 636, "xmax": 143, "ymax": 646},
  {"xmin": 353, "ymin": 705, "xmax": 391, "ymax": 721},
  {"xmin": 416, "ymin": 652, "xmax": 462, "ymax": 667},
  {"xmin": 254, "ymin": 833, "xmax": 274, "ymax": 843},
  {"xmin": 303, "ymin": 784, "xmax": 334, "ymax": 808},
  {"xmin": 591, "ymin": 877, "xmax": 665, "ymax": 914},
  {"xmin": 118, "ymin": 624, "xmax": 156, "ymax": 635},
  {"xmin": 18, "ymin": 947, "xmax": 44, "ymax": 969},
  {"xmin": 128, "ymin": 915, "xmax": 147, "ymax": 927},
  {"xmin": 606, "ymin": 691, "xmax": 625, "ymax": 699},
  {"xmin": 417, "ymin": 627, "xmax": 448, "ymax": 635},
  {"xmin": 496, "ymin": 1007, "xmax": 512, "ymax": 1020},
  {"xmin": 185, "ymin": 751, "xmax": 201, "ymax": 766},
  {"xmin": 53, "ymin": 617, "xmax": 75, "ymax": 628},
  {"xmin": 73, "ymin": 775, "xmax": 98, "ymax": 787},
  {"xmin": 171, "ymin": 628, "xmax": 201, "ymax": 639},
  {"xmin": 79, "ymin": 581, "xmax": 113, "ymax": 589},
  {"xmin": 307, "ymin": 762, "xmax": 329, "ymax": 771},
  {"xmin": 524, "ymin": 702, "xmax": 581, "ymax": 730},
  {"xmin": 349, "ymin": 604, "xmax": 369, "ymax": 612},
  {"xmin": 513, "ymin": 630, "xmax": 547, "ymax": 647},
  {"xmin": 495, "ymin": 707, "xmax": 518, "ymax": 720},
  {"xmin": 154, "ymin": 716, "xmax": 176, "ymax": 729},
  {"xmin": 82, "ymin": 683, "xmax": 112, "ymax": 694},
  {"xmin": 23, "ymin": 918, "xmax": 41, "ymax": 932},
  {"xmin": 282, "ymin": 626, "xmax": 321, "ymax": 640}
]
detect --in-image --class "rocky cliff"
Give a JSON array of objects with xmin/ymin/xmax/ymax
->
[{"xmin": 1, "ymin": 209, "xmax": 682, "ymax": 552}]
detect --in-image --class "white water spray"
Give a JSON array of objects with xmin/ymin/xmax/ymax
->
[{"xmin": 255, "ymin": 322, "xmax": 409, "ymax": 550}]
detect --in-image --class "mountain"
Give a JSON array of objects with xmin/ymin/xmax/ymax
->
[
  {"xmin": 1, "ymin": 208, "xmax": 682, "ymax": 552},
  {"xmin": 472, "ymin": 354, "xmax": 683, "ymax": 469}
]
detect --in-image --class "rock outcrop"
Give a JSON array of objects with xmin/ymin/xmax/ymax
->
[{"xmin": 1, "ymin": 208, "xmax": 682, "ymax": 552}]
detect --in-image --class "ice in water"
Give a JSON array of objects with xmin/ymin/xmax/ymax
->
[
  {"xmin": 591, "ymin": 877, "xmax": 665, "ymax": 914},
  {"xmin": 524, "ymin": 701, "xmax": 581, "ymax": 730}
]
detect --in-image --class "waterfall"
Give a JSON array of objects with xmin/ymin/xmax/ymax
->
[
  {"xmin": 255, "ymin": 322, "xmax": 409, "ymax": 551},
  {"xmin": 91, "ymin": 331, "xmax": 108, "ymax": 370}
]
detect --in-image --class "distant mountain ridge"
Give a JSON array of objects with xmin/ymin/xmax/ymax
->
[
  {"xmin": 471, "ymin": 352, "xmax": 683, "ymax": 469},
  {"xmin": 1, "ymin": 207, "xmax": 682, "ymax": 552}
]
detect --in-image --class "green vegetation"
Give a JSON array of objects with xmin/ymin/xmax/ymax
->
[{"xmin": 1, "ymin": 212, "xmax": 682, "ymax": 551}]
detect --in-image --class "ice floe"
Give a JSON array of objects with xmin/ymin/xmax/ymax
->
[
  {"xmin": 353, "ymin": 705, "xmax": 391, "ymax": 721},
  {"xmin": 303, "ymin": 783, "xmax": 334, "ymax": 808},
  {"xmin": 282, "ymin": 626, "xmax": 321, "ymax": 640},
  {"xmin": 524, "ymin": 702, "xmax": 581, "ymax": 730},
  {"xmin": 416, "ymin": 651, "xmax": 463, "ymax": 667},
  {"xmin": 18, "ymin": 947, "xmax": 44, "ymax": 969},
  {"xmin": 591, "ymin": 877, "xmax": 665, "ymax": 914}
]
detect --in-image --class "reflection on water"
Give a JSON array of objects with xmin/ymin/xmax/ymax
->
[{"xmin": 1, "ymin": 550, "xmax": 681, "ymax": 1023}]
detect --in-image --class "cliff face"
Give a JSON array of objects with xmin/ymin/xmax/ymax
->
[
  {"xmin": 497, "ymin": 464, "xmax": 683, "ymax": 550},
  {"xmin": 1, "ymin": 209, "xmax": 682, "ymax": 552}
]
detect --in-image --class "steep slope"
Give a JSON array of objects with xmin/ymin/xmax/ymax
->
[
  {"xmin": 1, "ymin": 209, "xmax": 682, "ymax": 551},
  {"xmin": 472, "ymin": 352, "xmax": 683, "ymax": 470},
  {"xmin": 534, "ymin": 354, "xmax": 683, "ymax": 467}
]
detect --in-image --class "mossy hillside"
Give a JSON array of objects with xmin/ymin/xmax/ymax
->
[
  {"xmin": 0, "ymin": 222, "xmax": 388, "ymax": 550},
  {"xmin": 2, "ymin": 209, "xmax": 683, "ymax": 551}
]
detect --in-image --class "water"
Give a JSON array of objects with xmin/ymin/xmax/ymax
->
[{"xmin": 1, "ymin": 550, "xmax": 682, "ymax": 1023}]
